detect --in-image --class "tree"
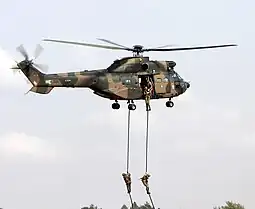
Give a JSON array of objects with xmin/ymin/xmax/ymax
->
[
  {"xmin": 81, "ymin": 204, "xmax": 102, "ymax": 209},
  {"xmin": 213, "ymin": 201, "xmax": 245, "ymax": 209},
  {"xmin": 141, "ymin": 201, "xmax": 153, "ymax": 209},
  {"xmin": 121, "ymin": 204, "xmax": 128, "ymax": 209},
  {"xmin": 132, "ymin": 202, "xmax": 139, "ymax": 209}
]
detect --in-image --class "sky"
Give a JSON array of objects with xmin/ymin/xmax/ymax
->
[{"xmin": 0, "ymin": 0, "xmax": 254, "ymax": 209}]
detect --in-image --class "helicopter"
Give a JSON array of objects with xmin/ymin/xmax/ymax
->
[{"xmin": 11, "ymin": 38, "xmax": 237, "ymax": 111}]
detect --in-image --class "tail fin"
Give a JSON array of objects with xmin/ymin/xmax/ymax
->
[
  {"xmin": 16, "ymin": 62, "xmax": 54, "ymax": 94},
  {"xmin": 11, "ymin": 44, "xmax": 54, "ymax": 94}
]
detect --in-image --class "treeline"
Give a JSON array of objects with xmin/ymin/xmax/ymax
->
[
  {"xmin": 81, "ymin": 202, "xmax": 153, "ymax": 209},
  {"xmin": 82, "ymin": 200, "xmax": 245, "ymax": 209}
]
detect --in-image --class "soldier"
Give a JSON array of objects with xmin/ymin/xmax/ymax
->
[
  {"xmin": 143, "ymin": 77, "xmax": 153, "ymax": 111},
  {"xmin": 146, "ymin": 77, "xmax": 153, "ymax": 92},
  {"xmin": 122, "ymin": 172, "xmax": 131, "ymax": 193},
  {"xmin": 143, "ymin": 86, "xmax": 150, "ymax": 111},
  {"xmin": 140, "ymin": 173, "xmax": 151, "ymax": 194}
]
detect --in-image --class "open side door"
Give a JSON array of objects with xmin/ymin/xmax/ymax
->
[
  {"xmin": 137, "ymin": 74, "xmax": 158, "ymax": 99},
  {"xmin": 153, "ymin": 74, "xmax": 169, "ymax": 94}
]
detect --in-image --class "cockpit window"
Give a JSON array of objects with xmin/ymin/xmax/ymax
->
[{"xmin": 172, "ymin": 71, "xmax": 182, "ymax": 80}]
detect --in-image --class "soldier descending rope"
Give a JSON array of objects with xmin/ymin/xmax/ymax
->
[
  {"xmin": 122, "ymin": 172, "xmax": 132, "ymax": 193},
  {"xmin": 122, "ymin": 87, "xmax": 156, "ymax": 209},
  {"xmin": 140, "ymin": 173, "xmax": 151, "ymax": 194}
]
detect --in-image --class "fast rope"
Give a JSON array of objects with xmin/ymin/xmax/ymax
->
[
  {"xmin": 123, "ymin": 99, "xmax": 157, "ymax": 209},
  {"xmin": 145, "ymin": 110, "xmax": 149, "ymax": 173},
  {"xmin": 144, "ymin": 109, "xmax": 156, "ymax": 209},
  {"xmin": 122, "ymin": 108, "xmax": 134, "ymax": 208},
  {"xmin": 127, "ymin": 109, "xmax": 131, "ymax": 173}
]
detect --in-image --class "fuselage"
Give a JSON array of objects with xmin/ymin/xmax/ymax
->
[
  {"xmin": 17, "ymin": 57, "xmax": 190, "ymax": 99},
  {"xmin": 42, "ymin": 69, "xmax": 189, "ymax": 101}
]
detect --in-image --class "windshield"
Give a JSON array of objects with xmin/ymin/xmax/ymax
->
[{"xmin": 170, "ymin": 70, "xmax": 183, "ymax": 80}]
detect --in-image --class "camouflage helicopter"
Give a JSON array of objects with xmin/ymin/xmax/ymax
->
[{"xmin": 11, "ymin": 38, "xmax": 237, "ymax": 110}]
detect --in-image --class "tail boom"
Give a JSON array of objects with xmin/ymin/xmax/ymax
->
[
  {"xmin": 17, "ymin": 60, "xmax": 98, "ymax": 94},
  {"xmin": 41, "ymin": 71, "xmax": 98, "ymax": 88}
]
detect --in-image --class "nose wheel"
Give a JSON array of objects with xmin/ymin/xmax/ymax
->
[
  {"xmin": 128, "ymin": 100, "xmax": 136, "ymax": 111},
  {"xmin": 112, "ymin": 100, "xmax": 120, "ymax": 109},
  {"xmin": 166, "ymin": 100, "xmax": 174, "ymax": 108},
  {"xmin": 128, "ymin": 103, "xmax": 136, "ymax": 110}
]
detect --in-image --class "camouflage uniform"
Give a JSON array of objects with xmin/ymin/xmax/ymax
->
[
  {"xmin": 122, "ymin": 173, "xmax": 131, "ymax": 193},
  {"xmin": 143, "ymin": 77, "xmax": 153, "ymax": 111},
  {"xmin": 140, "ymin": 173, "xmax": 151, "ymax": 194}
]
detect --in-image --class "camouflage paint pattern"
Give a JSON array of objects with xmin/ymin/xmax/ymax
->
[{"xmin": 16, "ymin": 56, "xmax": 190, "ymax": 100}]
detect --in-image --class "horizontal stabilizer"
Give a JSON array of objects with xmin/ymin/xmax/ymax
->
[{"xmin": 25, "ymin": 86, "xmax": 54, "ymax": 94}]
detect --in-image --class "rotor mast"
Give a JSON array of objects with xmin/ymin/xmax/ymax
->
[{"xmin": 132, "ymin": 45, "xmax": 144, "ymax": 57}]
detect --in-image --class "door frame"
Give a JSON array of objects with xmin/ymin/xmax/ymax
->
[{"xmin": 138, "ymin": 74, "xmax": 157, "ymax": 99}]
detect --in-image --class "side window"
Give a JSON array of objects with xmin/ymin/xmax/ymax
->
[
  {"xmin": 121, "ymin": 77, "xmax": 132, "ymax": 85},
  {"xmin": 125, "ymin": 79, "xmax": 131, "ymax": 84},
  {"xmin": 156, "ymin": 78, "xmax": 162, "ymax": 82},
  {"xmin": 112, "ymin": 75, "xmax": 120, "ymax": 82},
  {"xmin": 163, "ymin": 78, "xmax": 168, "ymax": 82}
]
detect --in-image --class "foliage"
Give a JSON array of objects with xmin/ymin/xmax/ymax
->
[
  {"xmin": 82, "ymin": 201, "xmax": 153, "ymax": 209},
  {"xmin": 213, "ymin": 201, "xmax": 245, "ymax": 209},
  {"xmin": 121, "ymin": 204, "xmax": 129, "ymax": 209},
  {"xmin": 82, "ymin": 200, "xmax": 245, "ymax": 209},
  {"xmin": 120, "ymin": 201, "xmax": 153, "ymax": 209},
  {"xmin": 81, "ymin": 204, "xmax": 102, "ymax": 209}
]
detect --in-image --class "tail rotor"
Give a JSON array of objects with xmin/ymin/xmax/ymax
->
[{"xmin": 11, "ymin": 44, "xmax": 48, "ymax": 74}]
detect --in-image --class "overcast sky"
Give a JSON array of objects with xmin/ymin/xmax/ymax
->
[{"xmin": 0, "ymin": 0, "xmax": 254, "ymax": 209}]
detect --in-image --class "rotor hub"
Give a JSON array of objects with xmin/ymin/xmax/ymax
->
[
  {"xmin": 132, "ymin": 45, "xmax": 144, "ymax": 56},
  {"xmin": 133, "ymin": 45, "xmax": 143, "ymax": 52}
]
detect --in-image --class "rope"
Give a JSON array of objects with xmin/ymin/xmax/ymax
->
[
  {"xmin": 145, "ymin": 110, "xmax": 149, "ymax": 173},
  {"xmin": 126, "ymin": 108, "xmax": 134, "ymax": 208},
  {"xmin": 148, "ymin": 194, "xmax": 155, "ymax": 209},
  {"xmin": 128, "ymin": 193, "xmax": 134, "ymax": 208},
  {"xmin": 144, "ymin": 109, "xmax": 156, "ymax": 209},
  {"xmin": 127, "ymin": 109, "xmax": 131, "ymax": 173}
]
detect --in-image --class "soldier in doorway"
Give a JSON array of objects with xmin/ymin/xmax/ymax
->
[{"xmin": 143, "ymin": 76, "xmax": 153, "ymax": 111}]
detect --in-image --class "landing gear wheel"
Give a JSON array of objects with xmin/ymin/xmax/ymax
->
[
  {"xmin": 128, "ymin": 103, "xmax": 136, "ymax": 111},
  {"xmin": 112, "ymin": 102, "xmax": 120, "ymax": 109},
  {"xmin": 166, "ymin": 101, "xmax": 174, "ymax": 108}
]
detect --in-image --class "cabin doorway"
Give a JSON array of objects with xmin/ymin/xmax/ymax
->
[{"xmin": 138, "ymin": 74, "xmax": 156, "ymax": 99}]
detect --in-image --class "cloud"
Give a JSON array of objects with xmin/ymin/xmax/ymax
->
[{"xmin": 0, "ymin": 132, "xmax": 58, "ymax": 162}]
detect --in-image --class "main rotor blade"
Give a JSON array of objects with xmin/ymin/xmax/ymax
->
[
  {"xmin": 43, "ymin": 39, "xmax": 131, "ymax": 50},
  {"xmin": 16, "ymin": 44, "xmax": 29, "ymax": 60},
  {"xmin": 97, "ymin": 38, "xmax": 131, "ymax": 49},
  {"xmin": 153, "ymin": 44, "xmax": 177, "ymax": 49},
  {"xmin": 144, "ymin": 44, "xmax": 237, "ymax": 52}
]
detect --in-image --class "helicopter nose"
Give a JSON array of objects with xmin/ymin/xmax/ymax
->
[
  {"xmin": 185, "ymin": 82, "xmax": 190, "ymax": 89},
  {"xmin": 180, "ymin": 81, "xmax": 190, "ymax": 93}
]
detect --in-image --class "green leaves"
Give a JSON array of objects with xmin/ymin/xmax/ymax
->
[
  {"xmin": 82, "ymin": 200, "xmax": 245, "ymax": 209},
  {"xmin": 214, "ymin": 201, "xmax": 245, "ymax": 209}
]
